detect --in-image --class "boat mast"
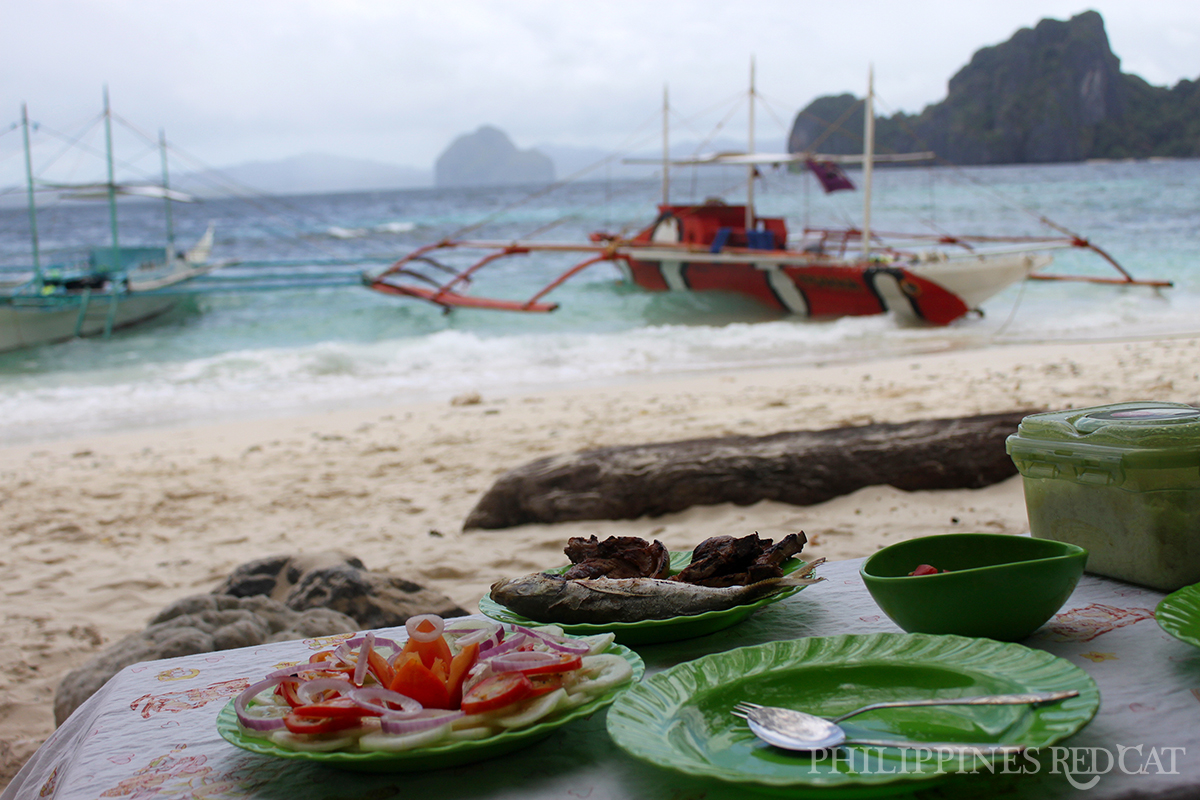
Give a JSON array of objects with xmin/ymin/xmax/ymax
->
[
  {"xmin": 20, "ymin": 104, "xmax": 42, "ymax": 289},
  {"xmin": 159, "ymin": 128, "xmax": 176, "ymax": 255},
  {"xmin": 661, "ymin": 84, "xmax": 670, "ymax": 206},
  {"xmin": 746, "ymin": 57, "xmax": 756, "ymax": 231},
  {"xmin": 861, "ymin": 65, "xmax": 875, "ymax": 260},
  {"xmin": 103, "ymin": 86, "xmax": 121, "ymax": 272}
]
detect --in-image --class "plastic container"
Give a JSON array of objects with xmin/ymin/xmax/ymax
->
[{"xmin": 1006, "ymin": 401, "xmax": 1200, "ymax": 591}]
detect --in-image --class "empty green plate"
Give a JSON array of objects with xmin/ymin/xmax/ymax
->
[
  {"xmin": 606, "ymin": 632, "xmax": 1099, "ymax": 796},
  {"xmin": 1157, "ymin": 583, "xmax": 1200, "ymax": 648}
]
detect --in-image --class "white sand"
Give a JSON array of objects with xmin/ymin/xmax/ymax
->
[{"xmin": 3, "ymin": 333, "xmax": 1199, "ymax": 785}]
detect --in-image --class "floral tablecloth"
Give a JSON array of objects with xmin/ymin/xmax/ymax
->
[{"xmin": 6, "ymin": 556, "xmax": 1199, "ymax": 800}]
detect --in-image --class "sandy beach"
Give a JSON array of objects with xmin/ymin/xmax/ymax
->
[{"xmin": 2, "ymin": 332, "xmax": 1199, "ymax": 786}]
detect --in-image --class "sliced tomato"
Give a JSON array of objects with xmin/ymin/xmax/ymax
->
[
  {"xmin": 276, "ymin": 679, "xmax": 304, "ymax": 708},
  {"xmin": 461, "ymin": 672, "xmax": 533, "ymax": 715},
  {"xmin": 390, "ymin": 657, "xmax": 452, "ymax": 709},
  {"xmin": 276, "ymin": 673, "xmax": 351, "ymax": 707},
  {"xmin": 291, "ymin": 697, "xmax": 372, "ymax": 718},
  {"xmin": 366, "ymin": 648, "xmax": 394, "ymax": 687},
  {"xmin": 283, "ymin": 712, "xmax": 363, "ymax": 735},
  {"xmin": 515, "ymin": 653, "xmax": 583, "ymax": 676},
  {"xmin": 401, "ymin": 632, "xmax": 453, "ymax": 671},
  {"xmin": 527, "ymin": 673, "xmax": 566, "ymax": 698},
  {"xmin": 305, "ymin": 653, "xmax": 356, "ymax": 679},
  {"xmin": 392, "ymin": 651, "xmax": 419, "ymax": 671},
  {"xmin": 446, "ymin": 642, "xmax": 480, "ymax": 707}
]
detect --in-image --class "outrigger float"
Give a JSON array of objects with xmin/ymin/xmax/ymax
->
[{"xmin": 365, "ymin": 69, "xmax": 1169, "ymax": 326}]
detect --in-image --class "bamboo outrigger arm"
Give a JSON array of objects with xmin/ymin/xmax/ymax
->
[
  {"xmin": 1028, "ymin": 237, "xmax": 1174, "ymax": 288},
  {"xmin": 362, "ymin": 227, "xmax": 1171, "ymax": 316},
  {"xmin": 363, "ymin": 240, "xmax": 626, "ymax": 313}
]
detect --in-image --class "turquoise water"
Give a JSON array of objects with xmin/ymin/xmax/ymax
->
[{"xmin": 0, "ymin": 159, "xmax": 1196, "ymax": 444}]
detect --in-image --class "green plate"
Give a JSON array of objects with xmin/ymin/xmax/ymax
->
[
  {"xmin": 607, "ymin": 633, "xmax": 1099, "ymax": 797},
  {"xmin": 217, "ymin": 642, "xmax": 643, "ymax": 773},
  {"xmin": 1157, "ymin": 583, "xmax": 1200, "ymax": 648},
  {"xmin": 478, "ymin": 552, "xmax": 816, "ymax": 646}
]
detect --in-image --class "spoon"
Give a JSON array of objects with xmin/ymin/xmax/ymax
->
[{"xmin": 732, "ymin": 690, "xmax": 1078, "ymax": 753}]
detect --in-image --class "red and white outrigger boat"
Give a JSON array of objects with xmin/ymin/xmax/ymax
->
[{"xmin": 365, "ymin": 69, "xmax": 1168, "ymax": 325}]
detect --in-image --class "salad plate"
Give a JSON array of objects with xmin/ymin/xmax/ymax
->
[
  {"xmin": 217, "ymin": 641, "xmax": 643, "ymax": 773},
  {"xmin": 478, "ymin": 551, "xmax": 815, "ymax": 646},
  {"xmin": 607, "ymin": 632, "xmax": 1098, "ymax": 796},
  {"xmin": 1156, "ymin": 583, "xmax": 1200, "ymax": 648}
]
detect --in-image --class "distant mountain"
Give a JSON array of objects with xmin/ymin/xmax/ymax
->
[
  {"xmin": 435, "ymin": 126, "xmax": 554, "ymax": 188},
  {"xmin": 176, "ymin": 153, "xmax": 432, "ymax": 197},
  {"xmin": 789, "ymin": 10, "xmax": 1200, "ymax": 164}
]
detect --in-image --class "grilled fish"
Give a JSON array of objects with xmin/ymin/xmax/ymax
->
[{"xmin": 489, "ymin": 558, "xmax": 824, "ymax": 624}]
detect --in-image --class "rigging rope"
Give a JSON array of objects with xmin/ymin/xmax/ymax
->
[
  {"xmin": 992, "ymin": 267, "xmax": 1031, "ymax": 338},
  {"xmin": 870, "ymin": 93, "xmax": 1093, "ymax": 243}
]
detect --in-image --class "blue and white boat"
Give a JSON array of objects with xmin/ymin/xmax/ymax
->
[{"xmin": 1, "ymin": 90, "xmax": 219, "ymax": 353}]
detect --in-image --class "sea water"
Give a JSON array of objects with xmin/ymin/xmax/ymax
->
[{"xmin": 0, "ymin": 159, "xmax": 1196, "ymax": 445}]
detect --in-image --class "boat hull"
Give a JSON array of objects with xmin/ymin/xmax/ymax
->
[
  {"xmin": 619, "ymin": 250, "xmax": 1050, "ymax": 326},
  {"xmin": 0, "ymin": 294, "xmax": 178, "ymax": 353}
]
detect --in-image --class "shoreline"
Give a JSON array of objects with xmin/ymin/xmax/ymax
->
[
  {"xmin": 3, "ymin": 333, "xmax": 1200, "ymax": 786},
  {"xmin": 6, "ymin": 319, "xmax": 1196, "ymax": 451}
]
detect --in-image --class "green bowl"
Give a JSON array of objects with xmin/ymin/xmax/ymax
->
[{"xmin": 860, "ymin": 533, "xmax": 1087, "ymax": 641}]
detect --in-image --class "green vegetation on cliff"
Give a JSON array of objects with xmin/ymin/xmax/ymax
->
[{"xmin": 788, "ymin": 11, "xmax": 1199, "ymax": 165}]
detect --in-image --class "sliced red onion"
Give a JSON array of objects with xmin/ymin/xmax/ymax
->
[
  {"xmin": 349, "ymin": 686, "xmax": 423, "ymax": 718},
  {"xmin": 518, "ymin": 628, "xmax": 591, "ymax": 656},
  {"xmin": 460, "ymin": 662, "xmax": 496, "ymax": 697},
  {"xmin": 353, "ymin": 633, "xmax": 374, "ymax": 686},
  {"xmin": 333, "ymin": 642, "xmax": 353, "ymax": 663},
  {"xmin": 265, "ymin": 661, "xmax": 342, "ymax": 680},
  {"xmin": 405, "ymin": 614, "xmax": 445, "ymax": 643},
  {"xmin": 345, "ymin": 634, "xmax": 402, "ymax": 653},
  {"xmin": 479, "ymin": 631, "xmax": 527, "ymax": 658},
  {"xmin": 295, "ymin": 677, "xmax": 353, "ymax": 705},
  {"xmin": 444, "ymin": 620, "xmax": 502, "ymax": 648},
  {"xmin": 544, "ymin": 638, "xmax": 591, "ymax": 655},
  {"xmin": 380, "ymin": 709, "xmax": 463, "ymax": 735},
  {"xmin": 235, "ymin": 676, "xmax": 293, "ymax": 731},
  {"xmin": 488, "ymin": 651, "xmax": 561, "ymax": 673}
]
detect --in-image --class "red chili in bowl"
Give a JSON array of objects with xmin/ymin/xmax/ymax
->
[{"xmin": 908, "ymin": 564, "xmax": 951, "ymax": 576}]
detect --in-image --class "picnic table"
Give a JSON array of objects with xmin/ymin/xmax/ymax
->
[{"xmin": 5, "ymin": 555, "xmax": 1198, "ymax": 799}]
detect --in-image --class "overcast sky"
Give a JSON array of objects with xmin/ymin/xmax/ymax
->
[{"xmin": 2, "ymin": 0, "xmax": 1198, "ymax": 174}]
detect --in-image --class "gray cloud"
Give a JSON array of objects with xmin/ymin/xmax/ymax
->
[{"xmin": 2, "ymin": 0, "xmax": 1196, "ymax": 176}]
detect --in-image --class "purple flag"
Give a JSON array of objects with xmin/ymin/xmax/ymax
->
[{"xmin": 805, "ymin": 159, "xmax": 855, "ymax": 193}]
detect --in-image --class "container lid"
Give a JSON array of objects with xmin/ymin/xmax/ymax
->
[{"xmin": 1007, "ymin": 401, "xmax": 1200, "ymax": 471}]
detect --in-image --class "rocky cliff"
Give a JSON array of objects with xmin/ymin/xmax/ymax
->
[
  {"xmin": 788, "ymin": 11, "xmax": 1199, "ymax": 165},
  {"xmin": 435, "ymin": 125, "xmax": 555, "ymax": 187}
]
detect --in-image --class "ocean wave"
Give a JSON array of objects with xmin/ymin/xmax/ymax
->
[
  {"xmin": 375, "ymin": 221, "xmax": 416, "ymax": 234},
  {"xmin": 324, "ymin": 221, "xmax": 416, "ymax": 239}
]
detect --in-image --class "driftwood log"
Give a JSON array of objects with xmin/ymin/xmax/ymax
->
[{"xmin": 464, "ymin": 411, "xmax": 1033, "ymax": 529}]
